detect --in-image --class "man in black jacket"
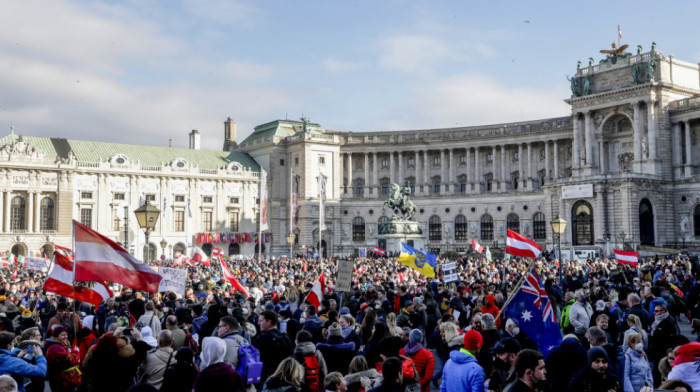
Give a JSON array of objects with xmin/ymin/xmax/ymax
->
[
  {"xmin": 625, "ymin": 293, "xmax": 650, "ymax": 330},
  {"xmin": 254, "ymin": 310, "xmax": 293, "ymax": 382}
]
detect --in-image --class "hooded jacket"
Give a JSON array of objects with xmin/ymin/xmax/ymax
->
[
  {"xmin": 345, "ymin": 369, "xmax": 383, "ymax": 392},
  {"xmin": 293, "ymin": 341, "xmax": 328, "ymax": 389},
  {"xmin": 544, "ymin": 337, "xmax": 588, "ymax": 392},
  {"xmin": 440, "ymin": 349, "xmax": 485, "ymax": 392},
  {"xmin": 0, "ymin": 349, "xmax": 47, "ymax": 392},
  {"xmin": 400, "ymin": 342, "xmax": 434, "ymax": 392},
  {"xmin": 316, "ymin": 339, "xmax": 356, "ymax": 375}
]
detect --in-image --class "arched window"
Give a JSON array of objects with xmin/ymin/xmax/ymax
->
[
  {"xmin": 572, "ymin": 200, "xmax": 594, "ymax": 245},
  {"xmin": 639, "ymin": 199, "xmax": 654, "ymax": 246},
  {"xmin": 142, "ymin": 243, "xmax": 157, "ymax": 262},
  {"xmin": 353, "ymin": 217, "xmax": 365, "ymax": 242},
  {"xmin": 173, "ymin": 243, "xmax": 187, "ymax": 257},
  {"xmin": 40, "ymin": 197, "xmax": 54, "ymax": 231},
  {"xmin": 378, "ymin": 216, "xmax": 389, "ymax": 234},
  {"xmin": 480, "ymin": 214, "xmax": 493, "ymax": 241},
  {"xmin": 454, "ymin": 215, "xmax": 468, "ymax": 241},
  {"xmin": 381, "ymin": 181, "xmax": 390, "ymax": 195},
  {"xmin": 694, "ymin": 205, "xmax": 700, "ymax": 237},
  {"xmin": 202, "ymin": 243, "xmax": 213, "ymax": 257},
  {"xmin": 507, "ymin": 213, "xmax": 520, "ymax": 233},
  {"xmin": 460, "ymin": 179, "xmax": 467, "ymax": 194},
  {"xmin": 532, "ymin": 212, "xmax": 546, "ymax": 240},
  {"xmin": 355, "ymin": 181, "xmax": 364, "ymax": 196},
  {"xmin": 429, "ymin": 216, "xmax": 442, "ymax": 241},
  {"xmin": 10, "ymin": 196, "xmax": 26, "ymax": 230},
  {"xmin": 229, "ymin": 243, "xmax": 240, "ymax": 255}
]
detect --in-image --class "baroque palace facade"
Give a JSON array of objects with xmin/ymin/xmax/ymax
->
[{"xmin": 4, "ymin": 44, "xmax": 700, "ymax": 259}]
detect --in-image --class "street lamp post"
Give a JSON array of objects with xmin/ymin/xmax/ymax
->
[
  {"xmin": 286, "ymin": 233, "xmax": 295, "ymax": 260},
  {"xmin": 133, "ymin": 200, "xmax": 161, "ymax": 263},
  {"xmin": 550, "ymin": 216, "xmax": 567, "ymax": 285},
  {"xmin": 160, "ymin": 239, "xmax": 167, "ymax": 260},
  {"xmin": 168, "ymin": 244, "xmax": 173, "ymax": 258}
]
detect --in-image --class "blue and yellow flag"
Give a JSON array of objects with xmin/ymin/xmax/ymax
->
[{"xmin": 397, "ymin": 243, "xmax": 436, "ymax": 278}]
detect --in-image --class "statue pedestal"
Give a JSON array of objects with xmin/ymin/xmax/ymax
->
[
  {"xmin": 381, "ymin": 234, "xmax": 426, "ymax": 254},
  {"xmin": 378, "ymin": 218, "xmax": 425, "ymax": 253}
]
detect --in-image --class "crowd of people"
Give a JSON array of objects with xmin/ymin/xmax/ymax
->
[{"xmin": 0, "ymin": 250, "xmax": 699, "ymax": 392}]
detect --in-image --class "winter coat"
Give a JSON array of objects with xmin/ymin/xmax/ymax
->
[
  {"xmin": 303, "ymin": 315, "xmax": 324, "ymax": 343},
  {"xmin": 545, "ymin": 337, "xmax": 588, "ymax": 392},
  {"xmin": 567, "ymin": 366, "xmax": 623, "ymax": 392},
  {"xmin": 626, "ymin": 305, "xmax": 650, "ymax": 330},
  {"xmin": 341, "ymin": 326, "xmax": 362, "ymax": 353},
  {"xmin": 220, "ymin": 331, "xmax": 247, "ymax": 369},
  {"xmin": 137, "ymin": 311, "xmax": 161, "ymax": 336},
  {"xmin": 647, "ymin": 297, "xmax": 668, "ymax": 319},
  {"xmin": 161, "ymin": 361, "xmax": 199, "ymax": 392},
  {"xmin": 400, "ymin": 342, "xmax": 434, "ymax": 392},
  {"xmin": 46, "ymin": 343, "xmax": 81, "ymax": 392},
  {"xmin": 345, "ymin": 369, "xmax": 383, "ymax": 392},
  {"xmin": 140, "ymin": 347, "xmax": 175, "ymax": 390},
  {"xmin": 440, "ymin": 349, "xmax": 485, "ymax": 392},
  {"xmin": 649, "ymin": 315, "xmax": 680, "ymax": 362},
  {"xmin": 194, "ymin": 362, "xmax": 245, "ymax": 392},
  {"xmin": 0, "ymin": 349, "xmax": 47, "ymax": 392},
  {"xmin": 622, "ymin": 326, "xmax": 648, "ymax": 353},
  {"xmin": 315, "ymin": 340, "xmax": 356, "ymax": 375},
  {"xmin": 569, "ymin": 301, "xmax": 593, "ymax": 334},
  {"xmin": 261, "ymin": 375, "xmax": 299, "ymax": 392},
  {"xmin": 293, "ymin": 341, "xmax": 328, "ymax": 390},
  {"xmin": 81, "ymin": 336, "xmax": 150, "ymax": 392},
  {"xmin": 254, "ymin": 328, "xmax": 294, "ymax": 381},
  {"xmin": 623, "ymin": 349, "xmax": 652, "ymax": 392},
  {"xmin": 76, "ymin": 328, "xmax": 96, "ymax": 364}
]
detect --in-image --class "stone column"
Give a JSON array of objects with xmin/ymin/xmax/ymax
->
[
  {"xmin": 527, "ymin": 143, "xmax": 533, "ymax": 189},
  {"xmin": 673, "ymin": 123, "xmax": 682, "ymax": 179},
  {"xmin": 572, "ymin": 114, "xmax": 580, "ymax": 169},
  {"xmin": 647, "ymin": 100, "xmax": 657, "ymax": 159},
  {"xmin": 423, "ymin": 151, "xmax": 429, "ymax": 191},
  {"xmin": 598, "ymin": 140, "xmax": 604, "ymax": 172},
  {"xmin": 373, "ymin": 152, "xmax": 379, "ymax": 193},
  {"xmin": 364, "ymin": 153, "xmax": 369, "ymax": 198},
  {"xmin": 475, "ymin": 148, "xmax": 482, "ymax": 194},
  {"xmin": 466, "ymin": 148, "xmax": 472, "ymax": 187},
  {"xmin": 685, "ymin": 121, "xmax": 693, "ymax": 177},
  {"xmin": 440, "ymin": 149, "xmax": 446, "ymax": 194},
  {"xmin": 414, "ymin": 151, "xmax": 420, "ymax": 195},
  {"xmin": 347, "ymin": 153, "xmax": 353, "ymax": 194},
  {"xmin": 492, "ymin": 146, "xmax": 498, "ymax": 190},
  {"xmin": 553, "ymin": 140, "xmax": 559, "ymax": 179},
  {"xmin": 634, "ymin": 102, "xmax": 642, "ymax": 162},
  {"xmin": 501, "ymin": 145, "xmax": 507, "ymax": 191},
  {"xmin": 448, "ymin": 149, "xmax": 454, "ymax": 194},
  {"xmin": 585, "ymin": 112, "xmax": 593, "ymax": 167},
  {"xmin": 398, "ymin": 151, "xmax": 404, "ymax": 185},
  {"xmin": 544, "ymin": 141, "xmax": 550, "ymax": 180},
  {"xmin": 518, "ymin": 144, "xmax": 524, "ymax": 190},
  {"xmin": 27, "ymin": 191, "xmax": 34, "ymax": 233},
  {"xmin": 34, "ymin": 191, "xmax": 41, "ymax": 232},
  {"xmin": 389, "ymin": 152, "xmax": 395, "ymax": 184},
  {"xmin": 0, "ymin": 191, "xmax": 3, "ymax": 233}
]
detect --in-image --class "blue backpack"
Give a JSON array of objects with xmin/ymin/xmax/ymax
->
[{"xmin": 236, "ymin": 343, "xmax": 263, "ymax": 384}]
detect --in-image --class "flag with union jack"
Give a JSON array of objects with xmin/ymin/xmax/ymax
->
[{"xmin": 503, "ymin": 268, "xmax": 562, "ymax": 356}]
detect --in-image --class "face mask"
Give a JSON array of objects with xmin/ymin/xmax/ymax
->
[
  {"xmin": 163, "ymin": 307, "xmax": 170, "ymax": 313},
  {"xmin": 635, "ymin": 342, "xmax": 644, "ymax": 352},
  {"xmin": 493, "ymin": 357, "xmax": 510, "ymax": 371},
  {"xmin": 512, "ymin": 327, "xmax": 520, "ymax": 335},
  {"xmin": 580, "ymin": 297, "xmax": 587, "ymax": 302}
]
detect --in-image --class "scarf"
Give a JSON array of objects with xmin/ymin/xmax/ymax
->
[
  {"xmin": 651, "ymin": 312, "xmax": 669, "ymax": 334},
  {"xmin": 341, "ymin": 326, "xmax": 354, "ymax": 339}
]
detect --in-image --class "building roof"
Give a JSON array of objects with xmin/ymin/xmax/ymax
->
[
  {"xmin": 240, "ymin": 119, "xmax": 323, "ymax": 145},
  {"xmin": 0, "ymin": 131, "xmax": 259, "ymax": 171}
]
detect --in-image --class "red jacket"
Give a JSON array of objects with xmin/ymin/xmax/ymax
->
[{"xmin": 400, "ymin": 345, "xmax": 435, "ymax": 392}]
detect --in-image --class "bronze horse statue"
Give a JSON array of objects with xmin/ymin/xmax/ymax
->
[{"xmin": 383, "ymin": 183, "xmax": 417, "ymax": 221}]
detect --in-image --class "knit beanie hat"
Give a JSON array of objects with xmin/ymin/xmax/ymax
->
[
  {"xmin": 328, "ymin": 323, "xmax": 342, "ymax": 337},
  {"xmin": 588, "ymin": 346, "xmax": 609, "ymax": 365},
  {"xmin": 463, "ymin": 330, "xmax": 483, "ymax": 351},
  {"xmin": 339, "ymin": 307, "xmax": 351, "ymax": 316},
  {"xmin": 673, "ymin": 342, "xmax": 700, "ymax": 367},
  {"xmin": 409, "ymin": 329, "xmax": 424, "ymax": 343}
]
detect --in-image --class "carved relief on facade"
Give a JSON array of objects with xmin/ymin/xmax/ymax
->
[
  {"xmin": 199, "ymin": 182, "xmax": 216, "ymax": 195},
  {"xmin": 0, "ymin": 136, "xmax": 40, "ymax": 158},
  {"xmin": 12, "ymin": 175, "xmax": 29, "ymax": 186},
  {"xmin": 41, "ymin": 175, "xmax": 58, "ymax": 189},
  {"xmin": 139, "ymin": 179, "xmax": 159, "ymax": 193},
  {"xmin": 170, "ymin": 180, "xmax": 189, "ymax": 194},
  {"xmin": 75, "ymin": 175, "xmax": 98, "ymax": 190},
  {"xmin": 109, "ymin": 178, "xmax": 130, "ymax": 192},
  {"xmin": 226, "ymin": 183, "xmax": 243, "ymax": 196}
]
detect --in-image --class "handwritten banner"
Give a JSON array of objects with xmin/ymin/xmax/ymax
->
[{"xmin": 157, "ymin": 267, "xmax": 187, "ymax": 295}]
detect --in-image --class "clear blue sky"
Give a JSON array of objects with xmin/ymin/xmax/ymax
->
[{"xmin": 1, "ymin": 0, "xmax": 699, "ymax": 150}]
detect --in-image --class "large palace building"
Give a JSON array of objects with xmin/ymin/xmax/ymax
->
[{"xmin": 3, "ymin": 44, "xmax": 700, "ymax": 259}]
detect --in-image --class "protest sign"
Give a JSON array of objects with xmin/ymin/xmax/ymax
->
[
  {"xmin": 442, "ymin": 261, "xmax": 459, "ymax": 283},
  {"xmin": 26, "ymin": 257, "xmax": 48, "ymax": 272},
  {"xmin": 336, "ymin": 260, "xmax": 354, "ymax": 292},
  {"xmin": 157, "ymin": 267, "xmax": 187, "ymax": 295}
]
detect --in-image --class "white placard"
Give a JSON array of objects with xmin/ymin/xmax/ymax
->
[
  {"xmin": 444, "ymin": 273, "xmax": 460, "ymax": 283},
  {"xmin": 336, "ymin": 260, "xmax": 354, "ymax": 292},
  {"xmin": 562, "ymin": 184, "xmax": 594, "ymax": 199},
  {"xmin": 26, "ymin": 257, "xmax": 48, "ymax": 272},
  {"xmin": 157, "ymin": 267, "xmax": 187, "ymax": 295},
  {"xmin": 442, "ymin": 262, "xmax": 456, "ymax": 271}
]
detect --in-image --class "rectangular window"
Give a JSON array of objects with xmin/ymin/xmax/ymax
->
[
  {"xmin": 319, "ymin": 156, "xmax": 325, "ymax": 165},
  {"xmin": 113, "ymin": 209, "xmax": 121, "ymax": 231},
  {"xmin": 280, "ymin": 159, "xmax": 285, "ymax": 166},
  {"xmin": 229, "ymin": 211, "xmax": 239, "ymax": 232},
  {"xmin": 145, "ymin": 194, "xmax": 156, "ymax": 202},
  {"xmin": 229, "ymin": 197, "xmax": 239, "ymax": 204},
  {"xmin": 460, "ymin": 181, "xmax": 467, "ymax": 193},
  {"xmin": 513, "ymin": 152, "xmax": 519, "ymax": 160},
  {"xmin": 175, "ymin": 210, "xmax": 185, "ymax": 232},
  {"xmin": 81, "ymin": 208, "xmax": 92, "ymax": 228},
  {"xmin": 81, "ymin": 192, "xmax": 93, "ymax": 199},
  {"xmin": 381, "ymin": 158, "xmax": 389, "ymax": 168},
  {"xmin": 114, "ymin": 193, "xmax": 125, "ymax": 200},
  {"xmin": 407, "ymin": 157, "xmax": 415, "ymax": 166},
  {"xmin": 175, "ymin": 195, "xmax": 185, "ymax": 202},
  {"xmin": 433, "ymin": 156, "xmax": 441, "ymax": 165},
  {"xmin": 295, "ymin": 157, "xmax": 299, "ymax": 165},
  {"xmin": 203, "ymin": 196, "xmax": 213, "ymax": 203},
  {"xmin": 460, "ymin": 155, "xmax": 467, "ymax": 164},
  {"xmin": 486, "ymin": 154, "xmax": 493, "ymax": 162},
  {"xmin": 202, "ymin": 211, "xmax": 212, "ymax": 231}
]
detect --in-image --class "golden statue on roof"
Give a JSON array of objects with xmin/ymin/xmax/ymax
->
[{"xmin": 600, "ymin": 42, "xmax": 629, "ymax": 57}]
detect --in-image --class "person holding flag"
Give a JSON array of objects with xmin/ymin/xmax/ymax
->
[{"xmin": 396, "ymin": 243, "xmax": 436, "ymax": 278}]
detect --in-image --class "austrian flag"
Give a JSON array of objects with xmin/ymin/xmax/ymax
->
[
  {"xmin": 471, "ymin": 239, "xmax": 484, "ymax": 254},
  {"xmin": 304, "ymin": 273, "xmax": 326, "ymax": 308},
  {"xmin": 44, "ymin": 251, "xmax": 112, "ymax": 307},
  {"xmin": 614, "ymin": 249, "xmax": 639, "ymax": 266},
  {"xmin": 506, "ymin": 229, "xmax": 542, "ymax": 259}
]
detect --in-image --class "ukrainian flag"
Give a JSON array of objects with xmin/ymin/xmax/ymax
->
[{"xmin": 397, "ymin": 243, "xmax": 436, "ymax": 278}]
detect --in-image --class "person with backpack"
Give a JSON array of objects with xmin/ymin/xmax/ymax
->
[
  {"xmin": 47, "ymin": 302, "xmax": 81, "ymax": 345},
  {"xmin": 195, "ymin": 337, "xmax": 246, "ymax": 392},
  {"xmin": 293, "ymin": 330, "xmax": 327, "ymax": 392},
  {"xmin": 161, "ymin": 347, "xmax": 199, "ymax": 392},
  {"xmin": 218, "ymin": 316, "xmax": 255, "ymax": 375},
  {"xmin": 399, "ymin": 329, "xmax": 434, "ymax": 392},
  {"xmin": 255, "ymin": 310, "xmax": 294, "ymax": 383}
]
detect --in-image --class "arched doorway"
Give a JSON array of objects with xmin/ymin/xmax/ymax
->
[
  {"xmin": 639, "ymin": 199, "xmax": 655, "ymax": 246},
  {"xmin": 173, "ymin": 243, "xmax": 187, "ymax": 257},
  {"xmin": 572, "ymin": 200, "xmax": 594, "ymax": 245},
  {"xmin": 229, "ymin": 243, "xmax": 240, "ymax": 255},
  {"xmin": 319, "ymin": 240, "xmax": 327, "ymax": 258},
  {"xmin": 10, "ymin": 244, "xmax": 26, "ymax": 257},
  {"xmin": 254, "ymin": 244, "xmax": 266, "ymax": 254},
  {"xmin": 40, "ymin": 243, "xmax": 54, "ymax": 257},
  {"xmin": 142, "ymin": 243, "xmax": 157, "ymax": 261},
  {"xmin": 201, "ymin": 243, "xmax": 213, "ymax": 257}
]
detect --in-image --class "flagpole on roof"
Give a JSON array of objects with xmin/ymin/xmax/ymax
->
[{"xmin": 494, "ymin": 257, "xmax": 537, "ymax": 321}]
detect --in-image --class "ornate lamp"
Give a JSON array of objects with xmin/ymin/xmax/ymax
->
[{"xmin": 133, "ymin": 200, "xmax": 160, "ymax": 262}]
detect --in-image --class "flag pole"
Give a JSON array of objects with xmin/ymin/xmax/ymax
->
[
  {"xmin": 258, "ymin": 170, "xmax": 263, "ymax": 263},
  {"xmin": 495, "ymin": 257, "xmax": 537, "ymax": 321},
  {"xmin": 71, "ymin": 221, "xmax": 78, "ymax": 348}
]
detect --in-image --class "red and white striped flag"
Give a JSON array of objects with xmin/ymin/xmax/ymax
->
[
  {"xmin": 304, "ymin": 273, "xmax": 326, "ymax": 308},
  {"xmin": 212, "ymin": 247, "xmax": 224, "ymax": 262},
  {"xmin": 471, "ymin": 239, "xmax": 484, "ymax": 254},
  {"xmin": 219, "ymin": 257, "xmax": 249, "ymax": 297},
  {"xmin": 54, "ymin": 245, "xmax": 74, "ymax": 258},
  {"xmin": 506, "ymin": 229, "xmax": 542, "ymax": 259},
  {"xmin": 618, "ymin": 25, "xmax": 622, "ymax": 39},
  {"xmin": 73, "ymin": 220, "xmax": 163, "ymax": 293},
  {"xmin": 614, "ymin": 249, "xmax": 638, "ymax": 266},
  {"xmin": 373, "ymin": 246, "xmax": 386, "ymax": 256},
  {"xmin": 192, "ymin": 246, "xmax": 211, "ymax": 267},
  {"xmin": 44, "ymin": 252, "xmax": 113, "ymax": 307}
]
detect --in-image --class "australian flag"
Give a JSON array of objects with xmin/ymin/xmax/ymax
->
[{"xmin": 504, "ymin": 268, "xmax": 562, "ymax": 356}]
